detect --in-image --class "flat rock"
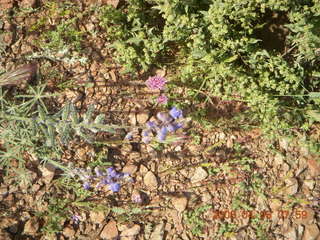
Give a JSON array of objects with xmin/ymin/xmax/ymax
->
[
  {"xmin": 306, "ymin": 158, "xmax": 320, "ymax": 177},
  {"xmin": 63, "ymin": 226, "xmax": 75, "ymax": 238},
  {"xmin": 269, "ymin": 198, "xmax": 282, "ymax": 211},
  {"xmin": 150, "ymin": 222, "xmax": 165, "ymax": 240},
  {"xmin": 123, "ymin": 164, "xmax": 138, "ymax": 175},
  {"xmin": 302, "ymin": 224, "xmax": 320, "ymax": 240},
  {"xmin": 279, "ymin": 137, "xmax": 290, "ymax": 151},
  {"xmin": 120, "ymin": 224, "xmax": 141, "ymax": 237},
  {"xmin": 18, "ymin": 0, "xmax": 36, "ymax": 8},
  {"xmin": 136, "ymin": 111, "xmax": 149, "ymax": 124},
  {"xmin": 90, "ymin": 211, "xmax": 105, "ymax": 224},
  {"xmin": 129, "ymin": 112, "xmax": 137, "ymax": 126},
  {"xmin": 283, "ymin": 227, "xmax": 297, "ymax": 240},
  {"xmin": 190, "ymin": 167, "xmax": 208, "ymax": 183},
  {"xmin": 172, "ymin": 196, "xmax": 188, "ymax": 212},
  {"xmin": 304, "ymin": 179, "xmax": 315, "ymax": 190},
  {"xmin": 274, "ymin": 153, "xmax": 284, "ymax": 165},
  {"xmin": 0, "ymin": 230, "xmax": 11, "ymax": 240},
  {"xmin": 144, "ymin": 171, "xmax": 158, "ymax": 190},
  {"xmin": 131, "ymin": 190, "xmax": 143, "ymax": 204},
  {"xmin": 100, "ymin": 220, "xmax": 118, "ymax": 240},
  {"xmin": 23, "ymin": 217, "xmax": 39, "ymax": 234},
  {"xmin": 293, "ymin": 208, "xmax": 315, "ymax": 225},
  {"xmin": 284, "ymin": 177, "xmax": 298, "ymax": 195},
  {"xmin": 39, "ymin": 163, "xmax": 56, "ymax": 185}
]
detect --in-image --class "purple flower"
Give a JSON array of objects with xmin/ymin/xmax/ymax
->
[
  {"xmin": 142, "ymin": 129, "xmax": 151, "ymax": 137},
  {"xmin": 109, "ymin": 182, "xmax": 121, "ymax": 192},
  {"xmin": 142, "ymin": 136, "xmax": 151, "ymax": 144},
  {"xmin": 145, "ymin": 75, "xmax": 166, "ymax": 90},
  {"xmin": 71, "ymin": 215, "xmax": 81, "ymax": 224},
  {"xmin": 156, "ymin": 112, "xmax": 173, "ymax": 123},
  {"xmin": 146, "ymin": 121, "xmax": 157, "ymax": 129},
  {"xmin": 132, "ymin": 192, "xmax": 143, "ymax": 204},
  {"xmin": 94, "ymin": 167, "xmax": 104, "ymax": 177},
  {"xmin": 157, "ymin": 94, "xmax": 168, "ymax": 104},
  {"xmin": 107, "ymin": 167, "xmax": 118, "ymax": 178},
  {"xmin": 169, "ymin": 107, "xmax": 183, "ymax": 119},
  {"xmin": 83, "ymin": 182, "xmax": 90, "ymax": 190},
  {"xmin": 101, "ymin": 176, "xmax": 112, "ymax": 185},
  {"xmin": 124, "ymin": 132, "xmax": 133, "ymax": 140},
  {"xmin": 157, "ymin": 126, "xmax": 168, "ymax": 142},
  {"xmin": 167, "ymin": 122, "xmax": 183, "ymax": 132}
]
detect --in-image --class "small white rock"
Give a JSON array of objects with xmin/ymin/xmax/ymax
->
[
  {"xmin": 172, "ymin": 196, "xmax": 188, "ymax": 212},
  {"xmin": 144, "ymin": 171, "xmax": 158, "ymax": 190},
  {"xmin": 120, "ymin": 224, "xmax": 141, "ymax": 237},
  {"xmin": 191, "ymin": 167, "xmax": 208, "ymax": 183},
  {"xmin": 136, "ymin": 112, "xmax": 149, "ymax": 124}
]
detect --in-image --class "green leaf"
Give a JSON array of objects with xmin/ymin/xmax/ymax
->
[
  {"xmin": 312, "ymin": 72, "xmax": 320, "ymax": 78},
  {"xmin": 62, "ymin": 103, "xmax": 71, "ymax": 121},
  {"xmin": 127, "ymin": 37, "xmax": 142, "ymax": 45},
  {"xmin": 306, "ymin": 110, "xmax": 320, "ymax": 121},
  {"xmin": 308, "ymin": 92, "xmax": 320, "ymax": 98},
  {"xmin": 192, "ymin": 49, "xmax": 206, "ymax": 59},
  {"xmin": 224, "ymin": 55, "xmax": 238, "ymax": 63},
  {"xmin": 38, "ymin": 105, "xmax": 46, "ymax": 122}
]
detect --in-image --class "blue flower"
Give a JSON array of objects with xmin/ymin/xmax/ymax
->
[
  {"xmin": 83, "ymin": 182, "xmax": 90, "ymax": 190},
  {"xmin": 94, "ymin": 167, "xmax": 104, "ymax": 177},
  {"xmin": 156, "ymin": 112, "xmax": 173, "ymax": 123},
  {"xmin": 157, "ymin": 126, "xmax": 168, "ymax": 142},
  {"xmin": 142, "ymin": 136, "xmax": 151, "ymax": 144},
  {"xmin": 71, "ymin": 215, "xmax": 81, "ymax": 224},
  {"xmin": 101, "ymin": 176, "xmax": 112, "ymax": 185},
  {"xmin": 169, "ymin": 107, "xmax": 183, "ymax": 119},
  {"xmin": 167, "ymin": 123, "xmax": 183, "ymax": 132},
  {"xmin": 107, "ymin": 167, "xmax": 118, "ymax": 178},
  {"xmin": 146, "ymin": 121, "xmax": 157, "ymax": 129},
  {"xmin": 142, "ymin": 129, "xmax": 151, "ymax": 137},
  {"xmin": 109, "ymin": 182, "xmax": 121, "ymax": 192},
  {"xmin": 124, "ymin": 132, "xmax": 133, "ymax": 140}
]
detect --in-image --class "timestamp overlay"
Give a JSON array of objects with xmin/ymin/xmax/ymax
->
[{"xmin": 212, "ymin": 209, "xmax": 308, "ymax": 220}]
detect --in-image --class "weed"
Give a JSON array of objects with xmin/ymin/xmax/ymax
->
[
  {"xmin": 35, "ymin": 198, "xmax": 70, "ymax": 236},
  {"xmin": 218, "ymin": 222, "xmax": 237, "ymax": 237},
  {"xmin": 111, "ymin": 206, "xmax": 151, "ymax": 222},
  {"xmin": 251, "ymin": 217, "xmax": 271, "ymax": 240},
  {"xmin": 95, "ymin": 0, "xmax": 320, "ymax": 134},
  {"xmin": 184, "ymin": 204, "xmax": 212, "ymax": 236}
]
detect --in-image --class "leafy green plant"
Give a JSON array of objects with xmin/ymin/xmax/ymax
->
[
  {"xmin": 111, "ymin": 206, "xmax": 152, "ymax": 222},
  {"xmin": 184, "ymin": 204, "xmax": 212, "ymax": 236},
  {"xmin": 218, "ymin": 222, "xmax": 237, "ymax": 237},
  {"xmin": 36, "ymin": 198, "xmax": 70, "ymax": 236},
  {"xmin": 96, "ymin": 0, "xmax": 320, "ymax": 135}
]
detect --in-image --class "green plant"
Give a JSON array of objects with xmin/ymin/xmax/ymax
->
[
  {"xmin": 96, "ymin": 0, "xmax": 320, "ymax": 135},
  {"xmin": 111, "ymin": 206, "xmax": 152, "ymax": 222},
  {"xmin": 184, "ymin": 204, "xmax": 212, "ymax": 236},
  {"xmin": 251, "ymin": 216, "xmax": 271, "ymax": 240},
  {"xmin": 36, "ymin": 197, "xmax": 70, "ymax": 236},
  {"xmin": 99, "ymin": 1, "xmax": 166, "ymax": 72},
  {"xmin": 218, "ymin": 222, "xmax": 237, "ymax": 237}
]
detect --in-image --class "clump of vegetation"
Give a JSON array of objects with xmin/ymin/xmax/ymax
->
[
  {"xmin": 99, "ymin": 0, "xmax": 320, "ymax": 134},
  {"xmin": 184, "ymin": 204, "xmax": 212, "ymax": 236}
]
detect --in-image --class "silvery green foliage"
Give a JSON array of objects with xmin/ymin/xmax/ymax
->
[{"xmin": 36, "ymin": 103, "xmax": 116, "ymax": 146}]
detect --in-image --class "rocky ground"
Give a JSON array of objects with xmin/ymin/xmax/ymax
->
[{"xmin": 0, "ymin": 1, "xmax": 320, "ymax": 240}]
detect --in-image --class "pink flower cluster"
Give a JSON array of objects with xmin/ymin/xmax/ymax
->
[
  {"xmin": 157, "ymin": 94, "xmax": 168, "ymax": 104},
  {"xmin": 145, "ymin": 75, "xmax": 166, "ymax": 90}
]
